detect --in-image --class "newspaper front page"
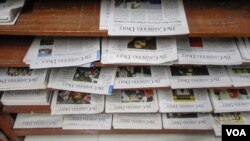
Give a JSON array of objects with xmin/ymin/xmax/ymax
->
[
  {"xmin": 100, "ymin": 0, "xmax": 111, "ymax": 30},
  {"xmin": 51, "ymin": 90, "xmax": 104, "ymax": 115},
  {"xmin": 158, "ymin": 89, "xmax": 212, "ymax": 113},
  {"xmin": 105, "ymin": 90, "xmax": 159, "ymax": 113},
  {"xmin": 227, "ymin": 66, "xmax": 250, "ymax": 87},
  {"xmin": 108, "ymin": 0, "xmax": 189, "ymax": 36},
  {"xmin": 236, "ymin": 37, "xmax": 250, "ymax": 61}
]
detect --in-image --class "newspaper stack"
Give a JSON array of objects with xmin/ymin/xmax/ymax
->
[
  {"xmin": 105, "ymin": 90, "xmax": 159, "ymax": 113},
  {"xmin": 158, "ymin": 89, "xmax": 212, "ymax": 113},
  {"xmin": 212, "ymin": 112, "xmax": 250, "ymax": 136},
  {"xmin": 62, "ymin": 114, "xmax": 112, "ymax": 130},
  {"xmin": 106, "ymin": 0, "xmax": 189, "ymax": 36},
  {"xmin": 227, "ymin": 66, "xmax": 250, "ymax": 87},
  {"xmin": 114, "ymin": 66, "xmax": 170, "ymax": 89},
  {"xmin": 169, "ymin": 65, "xmax": 232, "ymax": 89},
  {"xmin": 13, "ymin": 113, "xmax": 63, "ymax": 129},
  {"xmin": 24, "ymin": 37, "xmax": 100, "ymax": 69},
  {"xmin": 51, "ymin": 90, "xmax": 104, "ymax": 115},
  {"xmin": 101, "ymin": 37, "xmax": 177, "ymax": 64},
  {"xmin": 0, "ymin": 67, "xmax": 49, "ymax": 90},
  {"xmin": 176, "ymin": 37, "xmax": 242, "ymax": 65},
  {"xmin": 209, "ymin": 89, "xmax": 250, "ymax": 113},
  {"xmin": 112, "ymin": 114, "xmax": 162, "ymax": 129},
  {"xmin": 0, "ymin": 90, "xmax": 51, "ymax": 105},
  {"xmin": 236, "ymin": 37, "xmax": 250, "ymax": 63},
  {"xmin": 0, "ymin": 0, "xmax": 25, "ymax": 25},
  {"xmin": 48, "ymin": 67, "xmax": 117, "ymax": 95},
  {"xmin": 162, "ymin": 113, "xmax": 213, "ymax": 130}
]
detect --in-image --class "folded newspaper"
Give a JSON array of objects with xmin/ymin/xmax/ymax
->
[
  {"xmin": 0, "ymin": 67, "xmax": 49, "ymax": 90},
  {"xmin": 13, "ymin": 113, "xmax": 63, "ymax": 129},
  {"xmin": 177, "ymin": 37, "xmax": 242, "ymax": 65},
  {"xmin": 51, "ymin": 90, "xmax": 104, "ymax": 115},
  {"xmin": 99, "ymin": 0, "xmax": 111, "ymax": 30},
  {"xmin": 209, "ymin": 89, "xmax": 250, "ymax": 113},
  {"xmin": 212, "ymin": 112, "xmax": 250, "ymax": 136},
  {"xmin": 105, "ymin": 90, "xmax": 159, "ymax": 113},
  {"xmin": 170, "ymin": 65, "xmax": 232, "ymax": 89},
  {"xmin": 112, "ymin": 113, "xmax": 162, "ymax": 129},
  {"xmin": 101, "ymin": 37, "xmax": 177, "ymax": 64},
  {"xmin": 1, "ymin": 90, "xmax": 51, "ymax": 105},
  {"xmin": 114, "ymin": 66, "xmax": 170, "ymax": 89},
  {"xmin": 24, "ymin": 37, "xmax": 100, "ymax": 69},
  {"xmin": 48, "ymin": 67, "xmax": 117, "ymax": 95},
  {"xmin": 62, "ymin": 114, "xmax": 112, "ymax": 130},
  {"xmin": 108, "ymin": 0, "xmax": 189, "ymax": 36},
  {"xmin": 158, "ymin": 89, "xmax": 212, "ymax": 113},
  {"xmin": 162, "ymin": 113, "xmax": 213, "ymax": 130},
  {"xmin": 227, "ymin": 66, "xmax": 250, "ymax": 87},
  {"xmin": 236, "ymin": 37, "xmax": 250, "ymax": 62}
]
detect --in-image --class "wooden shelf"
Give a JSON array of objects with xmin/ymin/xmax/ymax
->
[
  {"xmin": 3, "ymin": 105, "xmax": 51, "ymax": 113},
  {"xmin": 0, "ymin": 0, "xmax": 249, "ymax": 37}
]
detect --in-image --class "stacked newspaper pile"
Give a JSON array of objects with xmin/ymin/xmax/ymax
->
[
  {"xmin": 100, "ymin": 0, "xmax": 189, "ymax": 36},
  {"xmin": 0, "ymin": 0, "xmax": 25, "ymax": 25},
  {"xmin": 227, "ymin": 66, "xmax": 250, "ymax": 87},
  {"xmin": 24, "ymin": 37, "xmax": 100, "ymax": 69},
  {"xmin": 209, "ymin": 89, "xmax": 250, "ymax": 113},
  {"xmin": 51, "ymin": 90, "xmax": 104, "ymax": 115},
  {"xmin": 0, "ymin": 67, "xmax": 49, "ymax": 90},
  {"xmin": 236, "ymin": 37, "xmax": 250, "ymax": 63},
  {"xmin": 0, "ymin": 90, "xmax": 51, "ymax": 105}
]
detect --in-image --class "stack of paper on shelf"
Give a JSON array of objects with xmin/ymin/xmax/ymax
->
[
  {"xmin": 101, "ymin": 37, "xmax": 177, "ymax": 64},
  {"xmin": 48, "ymin": 67, "xmax": 117, "ymax": 95},
  {"xmin": 212, "ymin": 112, "xmax": 250, "ymax": 136},
  {"xmin": 99, "ymin": 0, "xmax": 111, "ymax": 30},
  {"xmin": 114, "ymin": 66, "xmax": 170, "ymax": 89},
  {"xmin": 0, "ymin": 0, "xmax": 25, "ymax": 25},
  {"xmin": 158, "ymin": 89, "xmax": 212, "ymax": 113},
  {"xmin": 176, "ymin": 37, "xmax": 242, "ymax": 65},
  {"xmin": 227, "ymin": 66, "xmax": 250, "ymax": 87},
  {"xmin": 14, "ymin": 113, "xmax": 63, "ymax": 129},
  {"xmin": 24, "ymin": 37, "xmax": 100, "ymax": 69},
  {"xmin": 62, "ymin": 114, "xmax": 112, "ymax": 130},
  {"xmin": 236, "ymin": 37, "xmax": 250, "ymax": 63},
  {"xmin": 170, "ymin": 65, "xmax": 232, "ymax": 89},
  {"xmin": 50, "ymin": 90, "xmax": 104, "ymax": 115},
  {"xmin": 0, "ymin": 67, "xmax": 49, "ymax": 90},
  {"xmin": 162, "ymin": 113, "xmax": 213, "ymax": 130},
  {"xmin": 105, "ymin": 90, "xmax": 159, "ymax": 113},
  {"xmin": 209, "ymin": 89, "xmax": 250, "ymax": 113},
  {"xmin": 0, "ymin": 90, "xmax": 51, "ymax": 105},
  {"xmin": 112, "ymin": 114, "xmax": 162, "ymax": 129}
]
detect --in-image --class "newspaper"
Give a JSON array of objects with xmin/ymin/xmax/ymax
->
[
  {"xmin": 108, "ymin": 0, "xmax": 189, "ymax": 36},
  {"xmin": 113, "ymin": 113, "xmax": 162, "ymax": 129},
  {"xmin": 105, "ymin": 90, "xmax": 158, "ymax": 113},
  {"xmin": 100, "ymin": 0, "xmax": 111, "ymax": 30},
  {"xmin": 13, "ymin": 113, "xmax": 63, "ymax": 129},
  {"xmin": 62, "ymin": 114, "xmax": 112, "ymax": 130},
  {"xmin": 170, "ymin": 65, "xmax": 232, "ymax": 89},
  {"xmin": 51, "ymin": 90, "xmax": 104, "ymax": 115},
  {"xmin": 24, "ymin": 37, "xmax": 100, "ymax": 69},
  {"xmin": 236, "ymin": 37, "xmax": 250, "ymax": 61},
  {"xmin": 48, "ymin": 67, "xmax": 117, "ymax": 95},
  {"xmin": 0, "ymin": 67, "xmax": 49, "ymax": 90},
  {"xmin": 101, "ymin": 37, "xmax": 177, "ymax": 64},
  {"xmin": 1, "ymin": 90, "xmax": 51, "ymax": 105},
  {"xmin": 227, "ymin": 66, "xmax": 250, "ymax": 87},
  {"xmin": 177, "ymin": 37, "xmax": 242, "ymax": 65},
  {"xmin": 209, "ymin": 89, "xmax": 250, "ymax": 113},
  {"xmin": 158, "ymin": 89, "xmax": 212, "ymax": 113},
  {"xmin": 212, "ymin": 112, "xmax": 250, "ymax": 136},
  {"xmin": 162, "ymin": 113, "xmax": 213, "ymax": 130},
  {"xmin": 114, "ymin": 66, "xmax": 170, "ymax": 89}
]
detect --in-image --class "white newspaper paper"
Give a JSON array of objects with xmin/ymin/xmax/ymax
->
[
  {"xmin": 62, "ymin": 114, "xmax": 112, "ymax": 130},
  {"xmin": 100, "ymin": 0, "xmax": 111, "ymax": 30},
  {"xmin": 209, "ymin": 89, "xmax": 250, "ymax": 113},
  {"xmin": 51, "ymin": 90, "xmax": 104, "ymax": 115},
  {"xmin": 113, "ymin": 113, "xmax": 162, "ymax": 129},
  {"xmin": 108, "ymin": 0, "xmax": 189, "ymax": 36},
  {"xmin": 158, "ymin": 89, "xmax": 212, "ymax": 113},
  {"xmin": 105, "ymin": 90, "xmax": 159, "ymax": 113},
  {"xmin": 48, "ymin": 67, "xmax": 117, "ymax": 95},
  {"xmin": 236, "ymin": 37, "xmax": 250, "ymax": 60},
  {"xmin": 227, "ymin": 66, "xmax": 250, "ymax": 87},
  {"xmin": 14, "ymin": 113, "xmax": 63, "ymax": 129},
  {"xmin": 170, "ymin": 65, "xmax": 232, "ymax": 89},
  {"xmin": 162, "ymin": 113, "xmax": 213, "ymax": 130}
]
